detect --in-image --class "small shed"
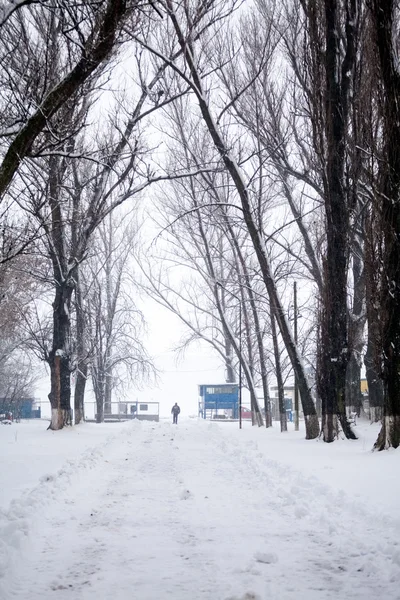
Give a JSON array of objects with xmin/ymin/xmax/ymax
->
[
  {"xmin": 128, "ymin": 401, "xmax": 159, "ymax": 422},
  {"xmin": 198, "ymin": 384, "xmax": 239, "ymax": 420},
  {"xmin": 100, "ymin": 401, "xmax": 160, "ymax": 422},
  {"xmin": 116, "ymin": 401, "xmax": 159, "ymax": 422}
]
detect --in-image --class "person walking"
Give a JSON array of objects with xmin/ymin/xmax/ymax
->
[{"xmin": 171, "ymin": 403, "xmax": 180, "ymax": 424}]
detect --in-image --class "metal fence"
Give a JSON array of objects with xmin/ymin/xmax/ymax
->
[{"xmin": 29, "ymin": 400, "xmax": 160, "ymax": 423}]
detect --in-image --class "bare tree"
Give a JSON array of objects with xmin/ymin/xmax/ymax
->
[
  {"xmin": 0, "ymin": 0, "xmax": 147, "ymax": 201},
  {"xmin": 84, "ymin": 212, "xmax": 154, "ymax": 423},
  {"xmin": 136, "ymin": 0, "xmax": 319, "ymax": 437}
]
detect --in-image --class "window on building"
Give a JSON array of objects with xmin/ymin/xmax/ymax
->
[
  {"xmin": 206, "ymin": 386, "xmax": 236, "ymax": 395},
  {"xmin": 139, "ymin": 404, "xmax": 148, "ymax": 411}
]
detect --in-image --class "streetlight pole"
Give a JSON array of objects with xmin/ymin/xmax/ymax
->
[
  {"xmin": 294, "ymin": 281, "xmax": 299, "ymax": 431},
  {"xmin": 239, "ymin": 300, "xmax": 242, "ymax": 430},
  {"xmin": 216, "ymin": 280, "xmax": 243, "ymax": 429}
]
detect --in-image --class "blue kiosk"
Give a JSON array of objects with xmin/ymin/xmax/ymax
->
[{"xmin": 198, "ymin": 384, "xmax": 239, "ymax": 420}]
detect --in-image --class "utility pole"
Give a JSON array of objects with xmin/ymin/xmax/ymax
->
[
  {"xmin": 294, "ymin": 281, "xmax": 299, "ymax": 431},
  {"xmin": 239, "ymin": 300, "xmax": 242, "ymax": 430},
  {"xmin": 216, "ymin": 280, "xmax": 243, "ymax": 428}
]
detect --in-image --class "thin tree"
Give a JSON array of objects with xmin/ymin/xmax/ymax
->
[
  {"xmin": 85, "ymin": 212, "xmax": 153, "ymax": 423},
  {"xmin": 138, "ymin": 0, "xmax": 319, "ymax": 438}
]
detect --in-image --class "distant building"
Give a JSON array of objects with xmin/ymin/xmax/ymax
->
[
  {"xmin": 270, "ymin": 386, "xmax": 297, "ymax": 421},
  {"xmin": 198, "ymin": 384, "xmax": 239, "ymax": 419},
  {"xmin": 0, "ymin": 397, "xmax": 41, "ymax": 420},
  {"xmin": 95, "ymin": 400, "xmax": 159, "ymax": 422}
]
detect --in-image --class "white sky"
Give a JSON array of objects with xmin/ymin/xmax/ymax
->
[{"xmin": 127, "ymin": 297, "xmax": 228, "ymax": 417}]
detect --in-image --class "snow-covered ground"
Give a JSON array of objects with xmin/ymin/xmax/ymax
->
[{"xmin": 1, "ymin": 418, "xmax": 399, "ymax": 600}]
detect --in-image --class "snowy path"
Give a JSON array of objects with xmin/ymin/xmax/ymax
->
[{"xmin": 3, "ymin": 419, "xmax": 400, "ymax": 600}]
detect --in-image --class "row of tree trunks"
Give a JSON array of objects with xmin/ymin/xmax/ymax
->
[
  {"xmin": 364, "ymin": 214, "xmax": 384, "ymax": 422},
  {"xmin": 346, "ymin": 242, "xmax": 366, "ymax": 418}
]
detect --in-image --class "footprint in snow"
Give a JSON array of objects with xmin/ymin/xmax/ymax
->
[
  {"xmin": 180, "ymin": 489, "xmax": 192, "ymax": 500},
  {"xmin": 224, "ymin": 593, "xmax": 261, "ymax": 600},
  {"xmin": 254, "ymin": 551, "xmax": 278, "ymax": 564}
]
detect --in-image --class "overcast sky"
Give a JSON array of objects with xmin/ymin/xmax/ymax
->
[{"xmin": 140, "ymin": 298, "xmax": 226, "ymax": 417}]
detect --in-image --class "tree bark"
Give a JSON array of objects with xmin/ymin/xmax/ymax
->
[
  {"xmin": 371, "ymin": 0, "xmax": 400, "ymax": 449},
  {"xmin": 224, "ymin": 333, "xmax": 236, "ymax": 384},
  {"xmin": 48, "ymin": 282, "xmax": 73, "ymax": 430},
  {"xmin": 94, "ymin": 371, "xmax": 105, "ymax": 424},
  {"xmin": 104, "ymin": 348, "xmax": 112, "ymax": 415},
  {"xmin": 364, "ymin": 335, "xmax": 383, "ymax": 423},
  {"xmin": 317, "ymin": 0, "xmax": 358, "ymax": 442},
  {"xmin": 93, "ymin": 353, "xmax": 106, "ymax": 424},
  {"xmin": 364, "ymin": 214, "xmax": 384, "ymax": 422},
  {"xmin": 74, "ymin": 365, "xmax": 87, "ymax": 425}
]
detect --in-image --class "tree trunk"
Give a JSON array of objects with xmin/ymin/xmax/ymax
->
[
  {"xmin": 375, "ymin": 416, "xmax": 400, "ymax": 451},
  {"xmin": 74, "ymin": 267, "xmax": 86, "ymax": 424},
  {"xmin": 345, "ymin": 353, "xmax": 362, "ymax": 416},
  {"xmin": 346, "ymin": 248, "xmax": 366, "ymax": 417},
  {"xmin": 48, "ymin": 282, "xmax": 73, "ymax": 430},
  {"xmin": 271, "ymin": 313, "xmax": 287, "ymax": 432},
  {"xmin": 261, "ymin": 361, "xmax": 272, "ymax": 428},
  {"xmin": 96, "ymin": 391, "xmax": 105, "ymax": 424},
  {"xmin": 364, "ymin": 335, "xmax": 383, "ymax": 423},
  {"xmin": 93, "ymin": 365, "xmax": 105, "ymax": 424},
  {"xmin": 224, "ymin": 334, "xmax": 236, "ymax": 384},
  {"xmin": 240, "ymin": 286, "xmax": 261, "ymax": 427},
  {"xmin": 74, "ymin": 365, "xmax": 87, "ymax": 425},
  {"xmin": 371, "ymin": 0, "xmax": 400, "ymax": 449},
  {"xmin": 318, "ymin": 0, "xmax": 358, "ymax": 442},
  {"xmin": 104, "ymin": 361, "xmax": 112, "ymax": 415},
  {"xmin": 364, "ymin": 215, "xmax": 384, "ymax": 422}
]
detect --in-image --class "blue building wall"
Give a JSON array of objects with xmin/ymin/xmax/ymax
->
[
  {"xmin": 199, "ymin": 384, "xmax": 239, "ymax": 419},
  {"xmin": 0, "ymin": 398, "xmax": 40, "ymax": 419}
]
